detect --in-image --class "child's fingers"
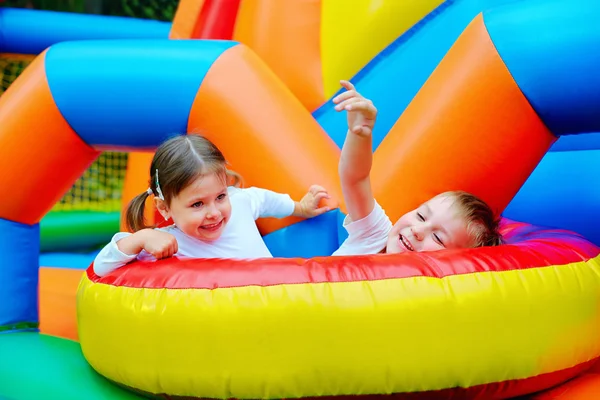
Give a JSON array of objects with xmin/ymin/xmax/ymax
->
[
  {"xmin": 315, "ymin": 192, "xmax": 329, "ymax": 198},
  {"xmin": 152, "ymin": 242, "xmax": 176, "ymax": 259},
  {"xmin": 311, "ymin": 193, "xmax": 326, "ymax": 209},
  {"xmin": 313, "ymin": 206, "xmax": 331, "ymax": 216},
  {"xmin": 309, "ymin": 186, "xmax": 331, "ymax": 203},
  {"xmin": 347, "ymin": 100, "xmax": 375, "ymax": 112},
  {"xmin": 309, "ymin": 184, "xmax": 327, "ymax": 194},
  {"xmin": 334, "ymin": 99, "xmax": 353, "ymax": 111},
  {"xmin": 165, "ymin": 237, "xmax": 178, "ymax": 256},
  {"xmin": 334, "ymin": 97, "xmax": 363, "ymax": 111},
  {"xmin": 340, "ymin": 80, "xmax": 355, "ymax": 91},
  {"xmin": 333, "ymin": 89, "xmax": 357, "ymax": 103},
  {"xmin": 333, "ymin": 91, "xmax": 358, "ymax": 108},
  {"xmin": 153, "ymin": 250, "xmax": 165, "ymax": 259}
]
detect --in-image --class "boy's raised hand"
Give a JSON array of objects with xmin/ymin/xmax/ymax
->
[{"xmin": 333, "ymin": 80, "xmax": 377, "ymax": 137}]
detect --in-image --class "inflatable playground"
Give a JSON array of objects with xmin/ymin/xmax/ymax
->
[{"xmin": 1, "ymin": 0, "xmax": 600, "ymax": 398}]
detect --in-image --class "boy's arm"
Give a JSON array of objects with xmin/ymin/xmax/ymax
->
[
  {"xmin": 339, "ymin": 130, "xmax": 375, "ymax": 222},
  {"xmin": 334, "ymin": 80, "xmax": 377, "ymax": 222}
]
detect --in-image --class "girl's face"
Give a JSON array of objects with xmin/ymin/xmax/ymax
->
[
  {"xmin": 156, "ymin": 172, "xmax": 231, "ymax": 242},
  {"xmin": 385, "ymin": 194, "xmax": 472, "ymax": 254}
]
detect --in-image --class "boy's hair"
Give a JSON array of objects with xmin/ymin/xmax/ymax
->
[
  {"xmin": 438, "ymin": 190, "xmax": 503, "ymax": 247},
  {"xmin": 125, "ymin": 135, "xmax": 241, "ymax": 232}
]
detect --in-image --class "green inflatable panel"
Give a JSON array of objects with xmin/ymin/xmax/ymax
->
[
  {"xmin": 0, "ymin": 332, "xmax": 141, "ymax": 400},
  {"xmin": 40, "ymin": 211, "xmax": 121, "ymax": 252}
]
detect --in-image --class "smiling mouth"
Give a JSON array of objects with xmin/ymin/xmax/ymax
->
[
  {"xmin": 201, "ymin": 220, "xmax": 224, "ymax": 231},
  {"xmin": 399, "ymin": 234, "xmax": 415, "ymax": 251}
]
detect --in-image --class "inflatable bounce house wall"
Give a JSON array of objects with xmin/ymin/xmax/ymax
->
[
  {"xmin": 0, "ymin": 5, "xmax": 173, "ymax": 341},
  {"xmin": 1, "ymin": 0, "xmax": 600, "ymax": 399},
  {"xmin": 0, "ymin": 8, "xmax": 171, "ymax": 256}
]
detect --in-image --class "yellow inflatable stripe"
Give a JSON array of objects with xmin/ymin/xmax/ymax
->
[
  {"xmin": 77, "ymin": 255, "xmax": 600, "ymax": 398},
  {"xmin": 320, "ymin": 0, "xmax": 444, "ymax": 98}
]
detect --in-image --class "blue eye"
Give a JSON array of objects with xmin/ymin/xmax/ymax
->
[
  {"xmin": 217, "ymin": 193, "xmax": 227, "ymax": 201},
  {"xmin": 192, "ymin": 201, "xmax": 203, "ymax": 208}
]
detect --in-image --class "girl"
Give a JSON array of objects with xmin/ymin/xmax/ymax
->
[
  {"xmin": 331, "ymin": 80, "xmax": 502, "ymax": 255},
  {"xmin": 93, "ymin": 135, "xmax": 330, "ymax": 277}
]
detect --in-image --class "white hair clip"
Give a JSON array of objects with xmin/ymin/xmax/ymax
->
[
  {"xmin": 146, "ymin": 188, "xmax": 153, "ymax": 196},
  {"xmin": 155, "ymin": 169, "xmax": 165, "ymax": 201}
]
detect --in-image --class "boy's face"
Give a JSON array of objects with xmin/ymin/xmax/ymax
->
[{"xmin": 386, "ymin": 195, "xmax": 473, "ymax": 254}]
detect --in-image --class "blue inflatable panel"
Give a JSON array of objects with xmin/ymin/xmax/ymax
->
[
  {"xmin": 314, "ymin": 0, "xmax": 519, "ymax": 150},
  {"xmin": 45, "ymin": 40, "xmax": 237, "ymax": 148},
  {"xmin": 39, "ymin": 251, "xmax": 100, "ymax": 270},
  {"xmin": 0, "ymin": 8, "xmax": 170, "ymax": 54},
  {"xmin": 504, "ymin": 149, "xmax": 600, "ymax": 246},
  {"xmin": 484, "ymin": 0, "xmax": 600, "ymax": 136},
  {"xmin": 336, "ymin": 211, "xmax": 349, "ymax": 247},
  {"xmin": 263, "ymin": 210, "xmax": 343, "ymax": 258},
  {"xmin": 550, "ymin": 132, "xmax": 600, "ymax": 152},
  {"xmin": 0, "ymin": 219, "xmax": 39, "ymax": 330}
]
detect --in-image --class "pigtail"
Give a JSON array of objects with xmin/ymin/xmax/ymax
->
[
  {"xmin": 125, "ymin": 191, "xmax": 152, "ymax": 232},
  {"xmin": 226, "ymin": 169, "xmax": 244, "ymax": 188}
]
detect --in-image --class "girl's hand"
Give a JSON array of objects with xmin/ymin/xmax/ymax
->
[
  {"xmin": 333, "ymin": 80, "xmax": 377, "ymax": 137},
  {"xmin": 293, "ymin": 185, "xmax": 331, "ymax": 218},
  {"xmin": 140, "ymin": 230, "xmax": 179, "ymax": 259}
]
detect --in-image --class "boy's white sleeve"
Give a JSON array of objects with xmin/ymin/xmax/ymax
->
[
  {"xmin": 332, "ymin": 201, "xmax": 392, "ymax": 256},
  {"xmin": 92, "ymin": 232, "xmax": 139, "ymax": 277},
  {"xmin": 238, "ymin": 187, "xmax": 295, "ymax": 220}
]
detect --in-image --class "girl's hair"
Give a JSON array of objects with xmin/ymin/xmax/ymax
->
[
  {"xmin": 437, "ymin": 190, "xmax": 504, "ymax": 247},
  {"xmin": 125, "ymin": 135, "xmax": 242, "ymax": 232}
]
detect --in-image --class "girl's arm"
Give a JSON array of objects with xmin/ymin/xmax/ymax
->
[
  {"xmin": 93, "ymin": 229, "xmax": 178, "ymax": 277},
  {"xmin": 237, "ymin": 185, "xmax": 330, "ymax": 221},
  {"xmin": 292, "ymin": 185, "xmax": 331, "ymax": 218},
  {"xmin": 333, "ymin": 80, "xmax": 378, "ymax": 222}
]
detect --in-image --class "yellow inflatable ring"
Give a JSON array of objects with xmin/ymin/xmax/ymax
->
[{"xmin": 77, "ymin": 219, "xmax": 600, "ymax": 399}]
